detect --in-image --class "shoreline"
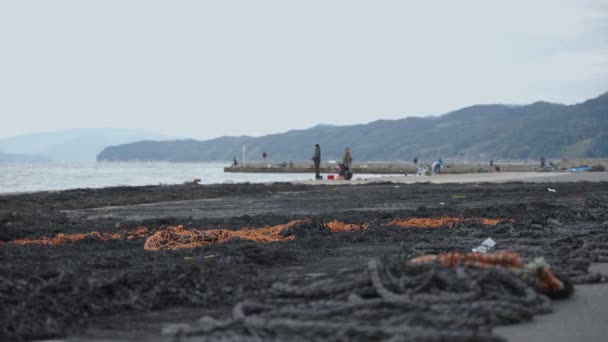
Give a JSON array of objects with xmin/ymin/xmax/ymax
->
[{"xmin": 1, "ymin": 171, "xmax": 606, "ymax": 197}]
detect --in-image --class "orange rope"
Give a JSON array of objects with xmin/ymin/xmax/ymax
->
[
  {"xmin": 325, "ymin": 220, "xmax": 367, "ymax": 233},
  {"xmin": 9, "ymin": 226, "xmax": 150, "ymax": 246},
  {"xmin": 410, "ymin": 251, "xmax": 524, "ymax": 268},
  {"xmin": 409, "ymin": 251, "xmax": 564, "ymax": 296},
  {"xmin": 3, "ymin": 216, "xmax": 503, "ymax": 249},
  {"xmin": 536, "ymin": 268, "xmax": 564, "ymax": 294},
  {"xmin": 143, "ymin": 220, "xmax": 305, "ymax": 251},
  {"xmin": 389, "ymin": 216, "xmax": 501, "ymax": 228}
]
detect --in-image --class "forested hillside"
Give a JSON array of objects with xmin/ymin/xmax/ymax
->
[{"xmin": 97, "ymin": 92, "xmax": 608, "ymax": 162}]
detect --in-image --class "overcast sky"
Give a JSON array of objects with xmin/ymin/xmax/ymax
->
[{"xmin": 1, "ymin": 0, "xmax": 607, "ymax": 140}]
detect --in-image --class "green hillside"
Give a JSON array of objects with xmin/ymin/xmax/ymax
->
[{"xmin": 97, "ymin": 92, "xmax": 608, "ymax": 162}]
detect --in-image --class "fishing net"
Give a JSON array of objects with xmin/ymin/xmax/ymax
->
[
  {"xmin": 0, "ymin": 247, "xmax": 269, "ymax": 341},
  {"xmin": 161, "ymin": 198, "xmax": 608, "ymax": 342},
  {"xmin": 3, "ymin": 195, "xmax": 608, "ymax": 340}
]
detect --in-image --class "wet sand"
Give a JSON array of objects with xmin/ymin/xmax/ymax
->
[
  {"xmin": 298, "ymin": 171, "xmax": 607, "ymax": 185},
  {"xmin": 496, "ymin": 263, "xmax": 608, "ymax": 342}
]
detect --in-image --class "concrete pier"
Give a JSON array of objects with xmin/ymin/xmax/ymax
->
[{"xmin": 224, "ymin": 162, "xmax": 542, "ymax": 174}]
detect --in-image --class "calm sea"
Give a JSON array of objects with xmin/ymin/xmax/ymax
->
[{"xmin": 0, "ymin": 162, "xmax": 386, "ymax": 194}]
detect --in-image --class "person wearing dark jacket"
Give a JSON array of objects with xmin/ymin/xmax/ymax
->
[{"xmin": 312, "ymin": 144, "xmax": 321, "ymax": 180}]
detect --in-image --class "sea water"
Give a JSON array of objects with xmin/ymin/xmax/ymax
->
[{"xmin": 0, "ymin": 162, "xmax": 386, "ymax": 193}]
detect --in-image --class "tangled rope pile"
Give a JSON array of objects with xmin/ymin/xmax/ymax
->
[
  {"xmin": 164, "ymin": 256, "xmax": 554, "ymax": 341},
  {"xmin": 143, "ymin": 221, "xmax": 306, "ymax": 251},
  {"xmin": 410, "ymin": 251, "xmax": 569, "ymax": 298}
]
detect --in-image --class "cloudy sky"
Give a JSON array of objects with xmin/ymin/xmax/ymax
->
[{"xmin": 1, "ymin": 0, "xmax": 607, "ymax": 140}]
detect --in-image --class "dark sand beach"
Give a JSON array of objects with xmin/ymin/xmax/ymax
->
[{"xmin": 1, "ymin": 173, "xmax": 608, "ymax": 341}]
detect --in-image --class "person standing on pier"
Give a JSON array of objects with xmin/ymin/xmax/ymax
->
[
  {"xmin": 312, "ymin": 144, "xmax": 321, "ymax": 180},
  {"xmin": 341, "ymin": 148, "xmax": 352, "ymax": 168}
]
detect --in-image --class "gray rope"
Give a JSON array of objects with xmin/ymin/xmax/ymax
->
[{"xmin": 167, "ymin": 257, "xmax": 555, "ymax": 341}]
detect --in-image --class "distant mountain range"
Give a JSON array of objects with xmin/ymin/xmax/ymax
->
[
  {"xmin": 97, "ymin": 91, "xmax": 608, "ymax": 162},
  {"xmin": 0, "ymin": 152, "xmax": 50, "ymax": 163},
  {"xmin": 0, "ymin": 128, "xmax": 166, "ymax": 162}
]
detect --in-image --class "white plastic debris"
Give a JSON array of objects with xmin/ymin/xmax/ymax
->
[
  {"xmin": 439, "ymin": 202, "xmax": 446, "ymax": 205},
  {"xmin": 547, "ymin": 188, "xmax": 557, "ymax": 192},
  {"xmin": 472, "ymin": 237, "xmax": 496, "ymax": 253},
  {"xmin": 482, "ymin": 237, "xmax": 496, "ymax": 248}
]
